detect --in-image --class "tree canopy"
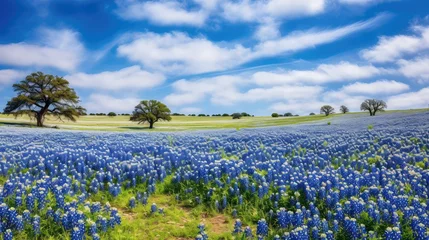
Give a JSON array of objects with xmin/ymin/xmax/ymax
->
[
  {"xmin": 340, "ymin": 105, "xmax": 349, "ymax": 114},
  {"xmin": 320, "ymin": 105, "xmax": 335, "ymax": 116},
  {"xmin": 361, "ymin": 99, "xmax": 387, "ymax": 116},
  {"xmin": 108, "ymin": 112, "xmax": 117, "ymax": 117},
  {"xmin": 130, "ymin": 100, "xmax": 172, "ymax": 128},
  {"xmin": 271, "ymin": 113, "xmax": 279, "ymax": 118},
  {"xmin": 3, "ymin": 72, "xmax": 85, "ymax": 127},
  {"xmin": 232, "ymin": 113, "xmax": 242, "ymax": 119}
]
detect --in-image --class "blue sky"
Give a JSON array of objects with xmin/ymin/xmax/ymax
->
[{"xmin": 0, "ymin": 0, "xmax": 428, "ymax": 116}]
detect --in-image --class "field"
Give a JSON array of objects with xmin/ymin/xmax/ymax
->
[
  {"xmin": 0, "ymin": 110, "xmax": 428, "ymax": 240},
  {"xmin": 0, "ymin": 109, "xmax": 426, "ymax": 131}
]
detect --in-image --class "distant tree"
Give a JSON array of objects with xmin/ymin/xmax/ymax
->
[
  {"xmin": 241, "ymin": 112, "xmax": 250, "ymax": 117},
  {"xmin": 108, "ymin": 112, "xmax": 117, "ymax": 117},
  {"xmin": 232, "ymin": 113, "xmax": 242, "ymax": 119},
  {"xmin": 130, "ymin": 100, "xmax": 172, "ymax": 129},
  {"xmin": 222, "ymin": 113, "xmax": 230, "ymax": 117},
  {"xmin": 294, "ymin": 114, "xmax": 299, "ymax": 116},
  {"xmin": 284, "ymin": 112, "xmax": 293, "ymax": 117},
  {"xmin": 3, "ymin": 72, "xmax": 85, "ymax": 127},
  {"xmin": 320, "ymin": 105, "xmax": 335, "ymax": 116},
  {"xmin": 89, "ymin": 113, "xmax": 95, "ymax": 116},
  {"xmin": 271, "ymin": 113, "xmax": 279, "ymax": 118},
  {"xmin": 198, "ymin": 114, "xmax": 206, "ymax": 117},
  {"xmin": 172, "ymin": 113, "xmax": 182, "ymax": 116},
  {"xmin": 309, "ymin": 113, "xmax": 316, "ymax": 116},
  {"xmin": 361, "ymin": 99, "xmax": 387, "ymax": 116},
  {"xmin": 340, "ymin": 105, "xmax": 349, "ymax": 114}
]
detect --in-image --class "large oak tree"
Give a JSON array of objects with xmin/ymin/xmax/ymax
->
[
  {"xmin": 3, "ymin": 72, "xmax": 85, "ymax": 127},
  {"xmin": 360, "ymin": 99, "xmax": 387, "ymax": 116},
  {"xmin": 130, "ymin": 100, "xmax": 172, "ymax": 129}
]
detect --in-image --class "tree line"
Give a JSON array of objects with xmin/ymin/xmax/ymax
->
[{"xmin": 3, "ymin": 72, "xmax": 389, "ymax": 129}]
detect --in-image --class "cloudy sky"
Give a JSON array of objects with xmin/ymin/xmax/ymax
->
[{"xmin": 0, "ymin": 0, "xmax": 428, "ymax": 115}]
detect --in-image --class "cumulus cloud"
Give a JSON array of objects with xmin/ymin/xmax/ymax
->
[
  {"xmin": 65, "ymin": 66, "xmax": 165, "ymax": 91},
  {"xmin": 221, "ymin": 0, "xmax": 326, "ymax": 22},
  {"xmin": 252, "ymin": 62, "xmax": 386, "ymax": 85},
  {"xmin": 115, "ymin": 0, "xmax": 209, "ymax": 26},
  {"xmin": 397, "ymin": 57, "xmax": 429, "ymax": 83},
  {"xmin": 361, "ymin": 25, "xmax": 429, "ymax": 63},
  {"xmin": 0, "ymin": 69, "xmax": 25, "ymax": 85},
  {"xmin": 0, "ymin": 28, "xmax": 84, "ymax": 71},
  {"xmin": 85, "ymin": 94, "xmax": 140, "ymax": 113},
  {"xmin": 117, "ymin": 32, "xmax": 251, "ymax": 75},
  {"xmin": 387, "ymin": 88, "xmax": 429, "ymax": 109},
  {"xmin": 341, "ymin": 80, "xmax": 409, "ymax": 95},
  {"xmin": 118, "ymin": 15, "xmax": 385, "ymax": 75}
]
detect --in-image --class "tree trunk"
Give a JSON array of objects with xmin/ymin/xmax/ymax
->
[
  {"xmin": 149, "ymin": 121, "xmax": 154, "ymax": 129},
  {"xmin": 36, "ymin": 113, "xmax": 44, "ymax": 127}
]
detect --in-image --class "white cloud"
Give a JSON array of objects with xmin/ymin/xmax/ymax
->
[
  {"xmin": 341, "ymin": 80, "xmax": 409, "ymax": 95},
  {"xmin": 117, "ymin": 32, "xmax": 252, "ymax": 75},
  {"xmin": 254, "ymin": 18, "xmax": 281, "ymax": 41},
  {"xmin": 115, "ymin": 0, "xmax": 210, "ymax": 26},
  {"xmin": 0, "ymin": 69, "xmax": 25, "ymax": 85},
  {"xmin": 221, "ymin": 0, "xmax": 326, "ymax": 22},
  {"xmin": 65, "ymin": 66, "xmax": 165, "ymax": 91},
  {"xmin": 164, "ymin": 76, "xmax": 243, "ymax": 106},
  {"xmin": 85, "ymin": 94, "xmax": 140, "ymax": 113},
  {"xmin": 118, "ymin": 15, "xmax": 385, "ymax": 75},
  {"xmin": 253, "ymin": 61, "xmax": 386, "ymax": 85},
  {"xmin": 179, "ymin": 107, "xmax": 202, "ymax": 114},
  {"xmin": 398, "ymin": 57, "xmax": 429, "ymax": 83},
  {"xmin": 164, "ymin": 74, "xmax": 323, "ymax": 107},
  {"xmin": 361, "ymin": 25, "xmax": 429, "ymax": 63},
  {"xmin": 253, "ymin": 14, "xmax": 388, "ymax": 58},
  {"xmin": 0, "ymin": 28, "xmax": 84, "ymax": 71},
  {"xmin": 387, "ymin": 88, "xmax": 429, "ymax": 109}
]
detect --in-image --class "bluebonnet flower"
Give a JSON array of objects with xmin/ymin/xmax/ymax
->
[
  {"xmin": 233, "ymin": 219, "xmax": 242, "ymax": 234},
  {"xmin": 4, "ymin": 229, "xmax": 12, "ymax": 240},
  {"xmin": 129, "ymin": 197, "xmax": 136, "ymax": 209},
  {"xmin": 151, "ymin": 203, "xmax": 157, "ymax": 214},
  {"xmin": 244, "ymin": 226, "xmax": 253, "ymax": 238},
  {"xmin": 256, "ymin": 219, "xmax": 268, "ymax": 236}
]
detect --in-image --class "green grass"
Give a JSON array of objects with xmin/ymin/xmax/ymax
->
[
  {"xmin": 1, "ymin": 108, "xmax": 427, "ymax": 132},
  {"xmin": 0, "ymin": 114, "xmax": 333, "ymax": 132}
]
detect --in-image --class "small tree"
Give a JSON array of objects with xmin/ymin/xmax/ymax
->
[
  {"xmin": 271, "ymin": 113, "xmax": 279, "ymax": 118},
  {"xmin": 3, "ymin": 72, "xmax": 85, "ymax": 127},
  {"xmin": 309, "ymin": 113, "xmax": 315, "ymax": 116},
  {"xmin": 130, "ymin": 100, "xmax": 172, "ymax": 129},
  {"xmin": 340, "ymin": 105, "xmax": 349, "ymax": 114},
  {"xmin": 222, "ymin": 113, "xmax": 230, "ymax": 117},
  {"xmin": 108, "ymin": 112, "xmax": 117, "ymax": 117},
  {"xmin": 284, "ymin": 112, "xmax": 293, "ymax": 117},
  {"xmin": 320, "ymin": 105, "xmax": 335, "ymax": 116},
  {"xmin": 232, "ymin": 113, "xmax": 242, "ymax": 119},
  {"xmin": 360, "ymin": 99, "xmax": 387, "ymax": 116}
]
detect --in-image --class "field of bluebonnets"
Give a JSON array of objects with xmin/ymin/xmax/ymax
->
[{"xmin": 0, "ymin": 112, "xmax": 428, "ymax": 240}]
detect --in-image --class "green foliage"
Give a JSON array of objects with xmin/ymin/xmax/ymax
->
[
  {"xmin": 232, "ymin": 113, "xmax": 242, "ymax": 119},
  {"xmin": 271, "ymin": 113, "xmax": 279, "ymax": 118},
  {"xmin": 320, "ymin": 105, "xmax": 335, "ymax": 116},
  {"xmin": 3, "ymin": 72, "xmax": 86, "ymax": 127},
  {"xmin": 130, "ymin": 100, "xmax": 172, "ymax": 129},
  {"xmin": 327, "ymin": 122, "xmax": 331, "ymax": 125},
  {"xmin": 368, "ymin": 124, "xmax": 374, "ymax": 130},
  {"xmin": 108, "ymin": 112, "xmax": 117, "ymax": 117}
]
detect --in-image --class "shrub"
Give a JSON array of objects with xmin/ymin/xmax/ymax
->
[{"xmin": 271, "ymin": 113, "xmax": 279, "ymax": 118}]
